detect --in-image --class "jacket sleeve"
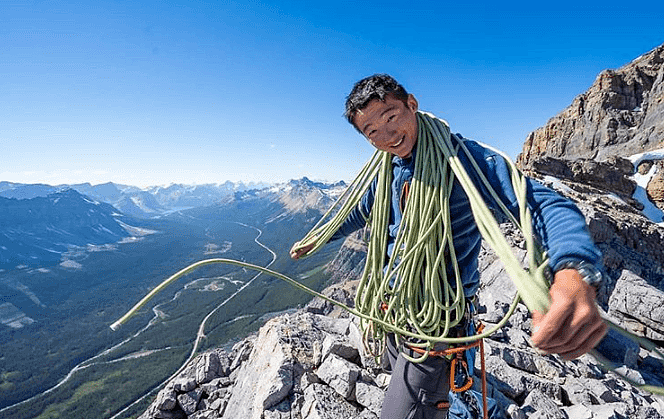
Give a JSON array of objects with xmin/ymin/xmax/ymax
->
[
  {"xmin": 460, "ymin": 139, "xmax": 603, "ymax": 271},
  {"xmin": 329, "ymin": 176, "xmax": 377, "ymax": 242}
]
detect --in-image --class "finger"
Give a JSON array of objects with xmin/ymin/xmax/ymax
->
[
  {"xmin": 557, "ymin": 320, "xmax": 608, "ymax": 360},
  {"xmin": 543, "ymin": 303, "xmax": 601, "ymax": 353},
  {"xmin": 531, "ymin": 300, "xmax": 574, "ymax": 350}
]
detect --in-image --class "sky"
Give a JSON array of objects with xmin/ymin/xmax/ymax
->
[{"xmin": 2, "ymin": 0, "xmax": 663, "ymax": 188}]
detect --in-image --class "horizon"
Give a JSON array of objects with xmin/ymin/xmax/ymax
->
[
  {"xmin": 0, "ymin": 175, "xmax": 331, "ymax": 191},
  {"xmin": 3, "ymin": 1, "xmax": 664, "ymax": 187}
]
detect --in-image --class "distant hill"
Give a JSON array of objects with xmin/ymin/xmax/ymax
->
[
  {"xmin": 0, "ymin": 183, "xmax": 59, "ymax": 200},
  {"xmin": 0, "ymin": 189, "xmax": 133, "ymax": 269}
]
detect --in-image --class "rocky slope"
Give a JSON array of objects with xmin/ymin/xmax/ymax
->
[
  {"xmin": 138, "ymin": 212, "xmax": 664, "ymax": 419},
  {"xmin": 517, "ymin": 43, "xmax": 664, "ymax": 216},
  {"xmin": 138, "ymin": 47, "xmax": 664, "ymax": 419}
]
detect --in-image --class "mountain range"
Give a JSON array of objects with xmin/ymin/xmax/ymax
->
[
  {"xmin": 0, "ymin": 177, "xmax": 343, "ymax": 272},
  {"xmin": 0, "ymin": 189, "xmax": 131, "ymax": 269},
  {"xmin": 0, "ymin": 180, "xmax": 272, "ymax": 218}
]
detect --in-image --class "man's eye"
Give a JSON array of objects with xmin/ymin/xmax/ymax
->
[
  {"xmin": 387, "ymin": 115, "xmax": 395, "ymax": 122},
  {"xmin": 367, "ymin": 130, "xmax": 376, "ymax": 137}
]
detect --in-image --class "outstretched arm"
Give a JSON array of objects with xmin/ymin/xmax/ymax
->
[
  {"xmin": 290, "ymin": 177, "xmax": 376, "ymax": 260},
  {"xmin": 461, "ymin": 139, "xmax": 606, "ymax": 359}
]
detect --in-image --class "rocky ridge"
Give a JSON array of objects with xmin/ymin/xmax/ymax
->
[{"xmin": 517, "ymin": 43, "xmax": 664, "ymax": 166}]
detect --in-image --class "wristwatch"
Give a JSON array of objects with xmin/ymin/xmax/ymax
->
[{"xmin": 555, "ymin": 259, "xmax": 604, "ymax": 291}]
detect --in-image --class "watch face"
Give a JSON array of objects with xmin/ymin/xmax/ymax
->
[
  {"xmin": 579, "ymin": 264, "xmax": 603, "ymax": 288},
  {"xmin": 558, "ymin": 260, "xmax": 603, "ymax": 288}
]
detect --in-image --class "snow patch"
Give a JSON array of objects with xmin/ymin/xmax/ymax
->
[
  {"xmin": 119, "ymin": 236, "xmax": 144, "ymax": 244},
  {"xmin": 628, "ymin": 148, "xmax": 664, "ymax": 168},
  {"xmin": 60, "ymin": 260, "xmax": 83, "ymax": 269},
  {"xmin": 628, "ymin": 149, "xmax": 664, "ymax": 225},
  {"xmin": 542, "ymin": 175, "xmax": 575, "ymax": 194},
  {"xmin": 83, "ymin": 196, "xmax": 100, "ymax": 205},
  {"xmin": 116, "ymin": 220, "xmax": 158, "ymax": 236}
]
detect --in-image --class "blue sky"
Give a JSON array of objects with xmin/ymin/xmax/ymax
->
[{"xmin": 2, "ymin": 0, "xmax": 663, "ymax": 187}]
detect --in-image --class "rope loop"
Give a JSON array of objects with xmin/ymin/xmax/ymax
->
[{"xmin": 292, "ymin": 111, "xmax": 552, "ymax": 360}]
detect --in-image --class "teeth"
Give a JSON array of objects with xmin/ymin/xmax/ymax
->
[{"xmin": 393, "ymin": 136, "xmax": 404, "ymax": 147}]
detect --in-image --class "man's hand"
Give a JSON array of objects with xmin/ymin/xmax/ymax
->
[
  {"xmin": 531, "ymin": 269, "xmax": 607, "ymax": 360},
  {"xmin": 290, "ymin": 241, "xmax": 315, "ymax": 260}
]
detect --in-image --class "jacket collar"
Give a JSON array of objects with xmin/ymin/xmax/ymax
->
[{"xmin": 392, "ymin": 140, "xmax": 418, "ymax": 167}]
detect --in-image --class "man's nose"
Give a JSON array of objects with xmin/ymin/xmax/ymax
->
[{"xmin": 377, "ymin": 128, "xmax": 396, "ymax": 143}]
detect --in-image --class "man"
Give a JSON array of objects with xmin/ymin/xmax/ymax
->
[{"xmin": 292, "ymin": 74, "xmax": 607, "ymax": 419}]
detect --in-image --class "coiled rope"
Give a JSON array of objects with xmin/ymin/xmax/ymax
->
[
  {"xmin": 111, "ymin": 112, "xmax": 664, "ymax": 394},
  {"xmin": 292, "ymin": 112, "xmax": 550, "ymax": 362}
]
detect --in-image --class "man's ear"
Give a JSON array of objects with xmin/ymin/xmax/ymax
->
[{"xmin": 407, "ymin": 94, "xmax": 418, "ymax": 112}]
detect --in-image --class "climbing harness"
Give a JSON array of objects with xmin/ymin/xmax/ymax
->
[
  {"xmin": 111, "ymin": 111, "xmax": 664, "ymax": 397},
  {"xmin": 405, "ymin": 322, "xmax": 490, "ymax": 419}
]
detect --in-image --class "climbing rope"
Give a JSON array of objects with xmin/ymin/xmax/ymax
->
[
  {"xmin": 292, "ymin": 112, "xmax": 550, "ymax": 362},
  {"xmin": 111, "ymin": 112, "xmax": 664, "ymax": 395}
]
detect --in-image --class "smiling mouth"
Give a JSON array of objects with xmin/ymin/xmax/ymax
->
[{"xmin": 392, "ymin": 136, "xmax": 405, "ymax": 148}]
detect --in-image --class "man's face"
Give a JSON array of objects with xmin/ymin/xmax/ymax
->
[{"xmin": 353, "ymin": 94, "xmax": 419, "ymax": 158}]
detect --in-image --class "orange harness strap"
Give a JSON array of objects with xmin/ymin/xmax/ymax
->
[{"xmin": 405, "ymin": 323, "xmax": 489, "ymax": 419}]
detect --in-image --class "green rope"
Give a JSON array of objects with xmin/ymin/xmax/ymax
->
[
  {"xmin": 110, "ymin": 257, "xmax": 513, "ymax": 344},
  {"xmin": 108, "ymin": 258, "xmax": 664, "ymax": 395},
  {"xmin": 292, "ymin": 112, "xmax": 549, "ymax": 362}
]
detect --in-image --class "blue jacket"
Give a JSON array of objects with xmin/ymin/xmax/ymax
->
[{"xmin": 330, "ymin": 134, "xmax": 602, "ymax": 297}]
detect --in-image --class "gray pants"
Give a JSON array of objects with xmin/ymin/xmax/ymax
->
[{"xmin": 380, "ymin": 334, "xmax": 451, "ymax": 419}]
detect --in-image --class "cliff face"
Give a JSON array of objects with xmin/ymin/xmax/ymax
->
[
  {"xmin": 518, "ymin": 43, "xmax": 664, "ymax": 223},
  {"xmin": 517, "ymin": 44, "xmax": 664, "ymax": 165}
]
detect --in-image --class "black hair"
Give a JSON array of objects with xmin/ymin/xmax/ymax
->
[{"xmin": 344, "ymin": 74, "xmax": 410, "ymax": 130}]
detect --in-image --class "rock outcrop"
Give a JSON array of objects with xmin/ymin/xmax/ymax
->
[
  {"xmin": 518, "ymin": 44, "xmax": 664, "ymax": 167},
  {"xmin": 645, "ymin": 160, "xmax": 664, "ymax": 212}
]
